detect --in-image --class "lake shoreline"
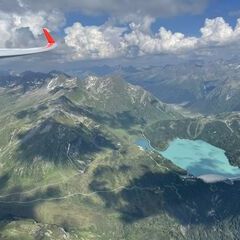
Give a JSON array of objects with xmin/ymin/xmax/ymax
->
[{"xmin": 135, "ymin": 136, "xmax": 240, "ymax": 179}]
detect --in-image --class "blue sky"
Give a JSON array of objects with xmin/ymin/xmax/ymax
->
[
  {"xmin": 64, "ymin": 0, "xmax": 240, "ymax": 36},
  {"xmin": 58, "ymin": 0, "xmax": 240, "ymax": 63},
  {"xmin": 65, "ymin": 11, "xmax": 109, "ymax": 28},
  {"xmin": 153, "ymin": 1, "xmax": 240, "ymax": 36}
]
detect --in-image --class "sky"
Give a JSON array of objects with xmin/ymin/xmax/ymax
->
[{"xmin": 0, "ymin": 0, "xmax": 240, "ymax": 71}]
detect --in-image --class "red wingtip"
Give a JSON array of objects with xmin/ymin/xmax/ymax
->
[{"xmin": 43, "ymin": 28, "xmax": 55, "ymax": 44}]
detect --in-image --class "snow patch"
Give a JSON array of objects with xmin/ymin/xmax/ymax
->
[{"xmin": 226, "ymin": 94, "xmax": 231, "ymax": 101}]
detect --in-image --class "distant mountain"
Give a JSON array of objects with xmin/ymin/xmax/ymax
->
[
  {"xmin": 8, "ymin": 59, "xmax": 240, "ymax": 116},
  {"xmin": 73, "ymin": 60, "xmax": 240, "ymax": 115},
  {"xmin": 122, "ymin": 60, "xmax": 240, "ymax": 114}
]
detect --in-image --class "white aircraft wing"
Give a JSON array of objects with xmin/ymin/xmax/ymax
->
[{"xmin": 0, "ymin": 28, "xmax": 56, "ymax": 58}]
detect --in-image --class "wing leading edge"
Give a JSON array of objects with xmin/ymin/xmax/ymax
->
[{"xmin": 0, "ymin": 28, "xmax": 57, "ymax": 58}]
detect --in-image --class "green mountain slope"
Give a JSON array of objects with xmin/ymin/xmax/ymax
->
[
  {"xmin": 68, "ymin": 75, "xmax": 179, "ymax": 124},
  {"xmin": 0, "ymin": 72, "xmax": 240, "ymax": 239}
]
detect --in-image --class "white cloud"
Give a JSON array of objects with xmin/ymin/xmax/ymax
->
[
  {"xmin": 122, "ymin": 23, "xmax": 198, "ymax": 56},
  {"xmin": 200, "ymin": 17, "xmax": 234, "ymax": 44},
  {"xmin": 0, "ymin": 10, "xmax": 65, "ymax": 48},
  {"xmin": 198, "ymin": 17, "xmax": 240, "ymax": 48},
  {"xmin": 64, "ymin": 20, "xmax": 198, "ymax": 60},
  {"xmin": 0, "ymin": 1, "xmax": 239, "ymax": 63},
  {"xmin": 0, "ymin": 0, "xmax": 211, "ymax": 62},
  {"xmin": 64, "ymin": 22, "xmax": 126, "ymax": 59},
  {"xmin": 64, "ymin": 17, "xmax": 240, "ymax": 60}
]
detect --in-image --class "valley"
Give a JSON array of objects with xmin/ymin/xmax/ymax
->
[
  {"xmin": 81, "ymin": 59, "xmax": 240, "ymax": 115},
  {"xmin": 0, "ymin": 71, "xmax": 240, "ymax": 239}
]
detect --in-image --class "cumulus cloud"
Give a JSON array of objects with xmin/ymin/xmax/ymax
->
[
  {"xmin": 122, "ymin": 23, "xmax": 198, "ymax": 56},
  {"xmin": 0, "ymin": 10, "xmax": 64, "ymax": 48},
  {"xmin": 200, "ymin": 17, "xmax": 234, "ymax": 44},
  {"xmin": 0, "ymin": 0, "xmax": 211, "ymax": 61},
  {"xmin": 0, "ymin": 0, "xmax": 239, "ymax": 63},
  {"xmin": 64, "ymin": 22, "xmax": 126, "ymax": 59},
  {"xmin": 64, "ymin": 17, "xmax": 240, "ymax": 60}
]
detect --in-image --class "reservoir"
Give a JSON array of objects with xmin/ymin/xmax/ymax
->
[{"xmin": 136, "ymin": 138, "xmax": 240, "ymax": 178}]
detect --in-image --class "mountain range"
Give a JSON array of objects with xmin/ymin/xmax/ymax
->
[
  {"xmin": 0, "ymin": 70, "xmax": 240, "ymax": 239},
  {"xmin": 69, "ymin": 59, "xmax": 240, "ymax": 115}
]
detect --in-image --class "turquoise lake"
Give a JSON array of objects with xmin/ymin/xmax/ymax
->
[{"xmin": 135, "ymin": 138, "xmax": 240, "ymax": 177}]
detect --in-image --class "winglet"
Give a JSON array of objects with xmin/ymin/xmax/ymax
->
[{"xmin": 43, "ymin": 28, "xmax": 56, "ymax": 45}]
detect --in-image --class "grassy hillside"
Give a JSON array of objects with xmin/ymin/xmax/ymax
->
[{"xmin": 0, "ymin": 72, "xmax": 240, "ymax": 239}]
